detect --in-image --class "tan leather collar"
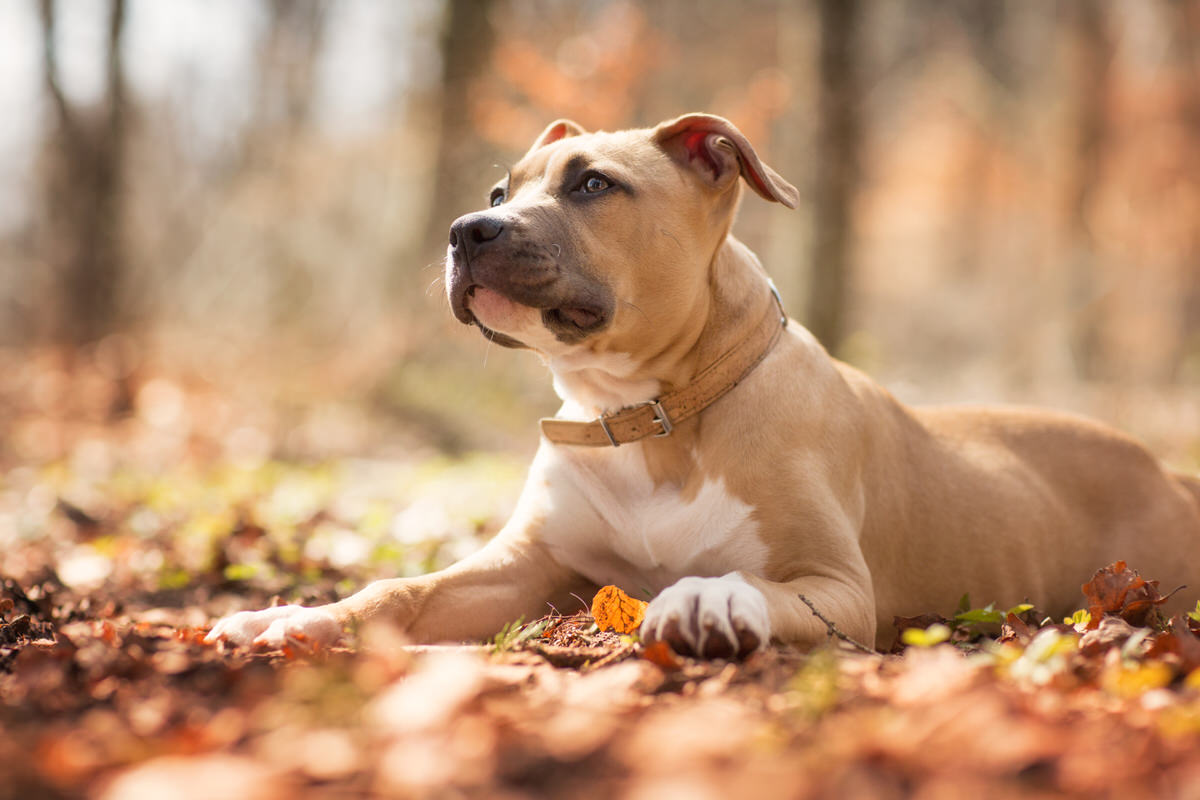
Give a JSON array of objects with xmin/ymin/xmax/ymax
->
[{"xmin": 540, "ymin": 284, "xmax": 788, "ymax": 447}]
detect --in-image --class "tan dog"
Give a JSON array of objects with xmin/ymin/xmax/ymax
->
[{"xmin": 208, "ymin": 114, "xmax": 1200, "ymax": 656}]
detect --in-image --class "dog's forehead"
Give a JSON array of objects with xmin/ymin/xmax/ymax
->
[{"xmin": 509, "ymin": 128, "xmax": 663, "ymax": 186}]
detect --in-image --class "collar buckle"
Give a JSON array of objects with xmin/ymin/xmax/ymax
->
[
  {"xmin": 596, "ymin": 400, "xmax": 673, "ymax": 447},
  {"xmin": 597, "ymin": 413, "xmax": 619, "ymax": 447},
  {"xmin": 768, "ymin": 279, "xmax": 787, "ymax": 326},
  {"xmin": 648, "ymin": 400, "xmax": 673, "ymax": 437}
]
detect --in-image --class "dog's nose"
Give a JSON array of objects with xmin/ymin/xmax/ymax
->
[{"xmin": 448, "ymin": 214, "xmax": 505, "ymax": 260}]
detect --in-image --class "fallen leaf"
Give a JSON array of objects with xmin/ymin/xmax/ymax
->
[
  {"xmin": 591, "ymin": 585, "xmax": 647, "ymax": 634},
  {"xmin": 999, "ymin": 612, "xmax": 1036, "ymax": 645},
  {"xmin": 1146, "ymin": 616, "xmax": 1200, "ymax": 674},
  {"xmin": 890, "ymin": 613, "xmax": 949, "ymax": 652},
  {"xmin": 639, "ymin": 640, "xmax": 682, "ymax": 671},
  {"xmin": 901, "ymin": 623, "xmax": 951, "ymax": 648},
  {"xmin": 1081, "ymin": 561, "xmax": 1167, "ymax": 630},
  {"xmin": 1078, "ymin": 616, "xmax": 1138, "ymax": 656}
]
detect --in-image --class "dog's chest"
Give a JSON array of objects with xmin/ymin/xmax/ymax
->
[{"xmin": 541, "ymin": 445, "xmax": 768, "ymax": 588}]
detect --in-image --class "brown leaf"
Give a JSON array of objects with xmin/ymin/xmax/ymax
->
[
  {"xmin": 639, "ymin": 640, "xmax": 683, "ymax": 671},
  {"xmin": 1146, "ymin": 615, "xmax": 1200, "ymax": 673},
  {"xmin": 590, "ymin": 585, "xmax": 647, "ymax": 634},
  {"xmin": 1078, "ymin": 616, "xmax": 1138, "ymax": 656},
  {"xmin": 1081, "ymin": 561, "xmax": 1167, "ymax": 630},
  {"xmin": 999, "ymin": 612, "xmax": 1036, "ymax": 645}
]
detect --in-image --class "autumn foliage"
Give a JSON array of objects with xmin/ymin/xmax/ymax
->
[
  {"xmin": 590, "ymin": 585, "xmax": 648, "ymax": 634},
  {"xmin": 6, "ymin": 546, "xmax": 1200, "ymax": 800},
  {"xmin": 1081, "ymin": 559, "xmax": 1171, "ymax": 629}
]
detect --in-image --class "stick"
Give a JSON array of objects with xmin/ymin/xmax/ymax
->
[{"xmin": 797, "ymin": 593, "xmax": 878, "ymax": 655}]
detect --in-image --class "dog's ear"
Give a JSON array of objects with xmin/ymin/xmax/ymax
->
[
  {"xmin": 653, "ymin": 114, "xmax": 798, "ymax": 209},
  {"xmin": 527, "ymin": 119, "xmax": 587, "ymax": 155}
]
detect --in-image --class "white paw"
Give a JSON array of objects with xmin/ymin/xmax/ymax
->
[
  {"xmin": 641, "ymin": 574, "xmax": 771, "ymax": 659},
  {"xmin": 204, "ymin": 604, "xmax": 343, "ymax": 649}
]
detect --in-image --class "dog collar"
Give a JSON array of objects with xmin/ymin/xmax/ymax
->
[{"xmin": 539, "ymin": 283, "xmax": 788, "ymax": 447}]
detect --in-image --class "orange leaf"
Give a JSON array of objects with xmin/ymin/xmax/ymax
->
[
  {"xmin": 640, "ymin": 640, "xmax": 682, "ymax": 671},
  {"xmin": 591, "ymin": 585, "xmax": 648, "ymax": 634}
]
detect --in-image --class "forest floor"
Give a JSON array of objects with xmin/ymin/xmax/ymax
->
[{"xmin": 4, "ymin": 355, "xmax": 1200, "ymax": 800}]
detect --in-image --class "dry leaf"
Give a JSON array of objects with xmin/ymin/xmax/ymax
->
[
  {"xmin": 591, "ymin": 585, "xmax": 647, "ymax": 634},
  {"xmin": 639, "ymin": 640, "xmax": 682, "ymax": 671},
  {"xmin": 1146, "ymin": 616, "xmax": 1200, "ymax": 674},
  {"xmin": 1081, "ymin": 561, "xmax": 1167, "ymax": 630}
]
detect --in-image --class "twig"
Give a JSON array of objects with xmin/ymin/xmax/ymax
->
[{"xmin": 798, "ymin": 593, "xmax": 878, "ymax": 655}]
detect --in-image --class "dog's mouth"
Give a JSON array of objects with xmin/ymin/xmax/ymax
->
[
  {"xmin": 543, "ymin": 305, "xmax": 606, "ymax": 331},
  {"xmin": 453, "ymin": 285, "xmax": 525, "ymax": 349},
  {"xmin": 453, "ymin": 283, "xmax": 611, "ymax": 348}
]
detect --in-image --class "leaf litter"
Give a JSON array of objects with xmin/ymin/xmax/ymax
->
[{"xmin": 4, "ymin": 433, "xmax": 1200, "ymax": 797}]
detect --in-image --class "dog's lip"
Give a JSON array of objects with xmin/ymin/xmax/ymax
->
[
  {"xmin": 544, "ymin": 305, "xmax": 606, "ymax": 331},
  {"xmin": 456, "ymin": 282, "xmax": 608, "ymax": 335}
]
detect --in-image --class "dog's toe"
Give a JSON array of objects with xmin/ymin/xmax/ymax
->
[
  {"xmin": 206, "ymin": 604, "xmax": 342, "ymax": 650},
  {"xmin": 641, "ymin": 574, "xmax": 770, "ymax": 660},
  {"xmin": 650, "ymin": 616, "xmax": 696, "ymax": 656},
  {"xmin": 252, "ymin": 607, "xmax": 343, "ymax": 649}
]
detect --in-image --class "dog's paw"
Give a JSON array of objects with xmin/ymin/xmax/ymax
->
[
  {"xmin": 204, "ymin": 605, "xmax": 343, "ymax": 649},
  {"xmin": 640, "ymin": 575, "xmax": 770, "ymax": 659}
]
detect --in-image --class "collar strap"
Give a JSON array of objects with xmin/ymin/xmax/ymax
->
[{"xmin": 539, "ymin": 283, "xmax": 788, "ymax": 447}]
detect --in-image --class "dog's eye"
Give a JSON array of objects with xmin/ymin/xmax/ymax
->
[
  {"xmin": 489, "ymin": 189, "xmax": 505, "ymax": 207},
  {"xmin": 581, "ymin": 174, "xmax": 611, "ymax": 194}
]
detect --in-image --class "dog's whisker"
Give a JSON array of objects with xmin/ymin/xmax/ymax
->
[
  {"xmin": 619, "ymin": 299, "xmax": 650, "ymax": 322},
  {"xmin": 659, "ymin": 228, "xmax": 683, "ymax": 251}
]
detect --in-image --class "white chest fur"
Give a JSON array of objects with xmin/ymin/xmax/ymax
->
[{"xmin": 534, "ymin": 443, "xmax": 769, "ymax": 591}]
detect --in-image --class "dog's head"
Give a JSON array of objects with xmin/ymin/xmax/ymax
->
[{"xmin": 444, "ymin": 114, "xmax": 797, "ymax": 361}]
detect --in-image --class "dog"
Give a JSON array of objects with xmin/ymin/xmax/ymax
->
[{"xmin": 207, "ymin": 113, "xmax": 1200, "ymax": 657}]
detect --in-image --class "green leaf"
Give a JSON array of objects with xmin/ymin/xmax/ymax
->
[
  {"xmin": 1006, "ymin": 603, "xmax": 1034, "ymax": 617},
  {"xmin": 1188, "ymin": 601, "xmax": 1200, "ymax": 624},
  {"xmin": 956, "ymin": 593, "xmax": 972, "ymax": 616},
  {"xmin": 222, "ymin": 563, "xmax": 258, "ymax": 582},
  {"xmin": 157, "ymin": 567, "xmax": 191, "ymax": 590},
  {"xmin": 491, "ymin": 617, "xmax": 524, "ymax": 653},
  {"xmin": 490, "ymin": 616, "xmax": 548, "ymax": 654},
  {"xmin": 954, "ymin": 604, "xmax": 1003, "ymax": 626},
  {"xmin": 901, "ymin": 623, "xmax": 952, "ymax": 647}
]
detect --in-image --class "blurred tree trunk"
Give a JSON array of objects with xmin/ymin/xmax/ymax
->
[
  {"xmin": 946, "ymin": 1, "xmax": 1013, "ymax": 280},
  {"xmin": 421, "ymin": 0, "xmax": 498, "ymax": 266},
  {"xmin": 257, "ymin": 0, "xmax": 327, "ymax": 133},
  {"xmin": 806, "ymin": 0, "xmax": 861, "ymax": 355},
  {"xmin": 38, "ymin": 0, "xmax": 129, "ymax": 348},
  {"xmin": 1167, "ymin": 0, "xmax": 1200, "ymax": 381},
  {"xmin": 1062, "ymin": 0, "xmax": 1112, "ymax": 380}
]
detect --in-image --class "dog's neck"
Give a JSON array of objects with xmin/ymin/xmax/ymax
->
[{"xmin": 547, "ymin": 236, "xmax": 777, "ymax": 419}]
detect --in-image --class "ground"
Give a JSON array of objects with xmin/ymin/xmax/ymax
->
[{"xmin": 4, "ymin": 361, "xmax": 1200, "ymax": 800}]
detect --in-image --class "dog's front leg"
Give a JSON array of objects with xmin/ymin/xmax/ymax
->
[
  {"xmin": 331, "ymin": 533, "xmax": 590, "ymax": 643},
  {"xmin": 641, "ymin": 571, "xmax": 876, "ymax": 658},
  {"xmin": 641, "ymin": 569, "xmax": 876, "ymax": 658},
  {"xmin": 206, "ymin": 517, "xmax": 590, "ymax": 648}
]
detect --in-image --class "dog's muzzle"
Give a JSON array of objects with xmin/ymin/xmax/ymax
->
[{"xmin": 445, "ymin": 211, "xmax": 614, "ymax": 346}]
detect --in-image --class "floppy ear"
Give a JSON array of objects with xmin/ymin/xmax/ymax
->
[
  {"xmin": 526, "ymin": 119, "xmax": 587, "ymax": 157},
  {"xmin": 653, "ymin": 114, "xmax": 798, "ymax": 209}
]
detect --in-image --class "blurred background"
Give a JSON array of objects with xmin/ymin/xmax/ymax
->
[{"xmin": 1, "ymin": 0, "xmax": 1198, "ymax": 471}]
